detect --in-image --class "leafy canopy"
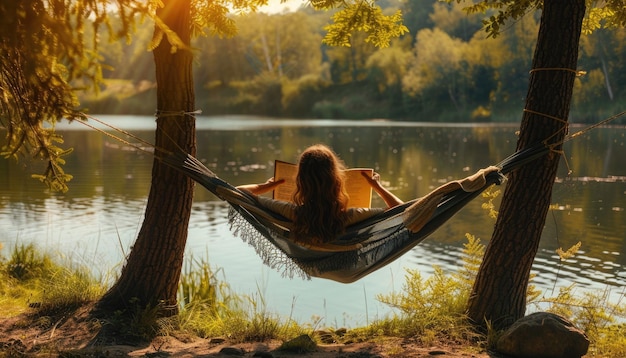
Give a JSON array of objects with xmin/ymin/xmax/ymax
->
[
  {"xmin": 451, "ymin": 0, "xmax": 626, "ymax": 38},
  {"xmin": 314, "ymin": 0, "xmax": 409, "ymax": 47},
  {"xmin": 0, "ymin": 0, "xmax": 149, "ymax": 192}
]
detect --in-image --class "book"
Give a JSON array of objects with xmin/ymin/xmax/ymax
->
[{"xmin": 273, "ymin": 160, "xmax": 374, "ymax": 208}]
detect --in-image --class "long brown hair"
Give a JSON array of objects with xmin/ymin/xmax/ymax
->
[{"xmin": 292, "ymin": 144, "xmax": 350, "ymax": 243}]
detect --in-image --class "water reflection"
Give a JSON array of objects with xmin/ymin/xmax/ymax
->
[{"xmin": 1, "ymin": 116, "xmax": 625, "ymax": 325}]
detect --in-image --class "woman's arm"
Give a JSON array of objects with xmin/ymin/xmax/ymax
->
[
  {"xmin": 237, "ymin": 177, "xmax": 285, "ymax": 195},
  {"xmin": 361, "ymin": 171, "xmax": 403, "ymax": 208}
]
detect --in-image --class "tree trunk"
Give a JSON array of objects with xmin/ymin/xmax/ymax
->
[
  {"xmin": 97, "ymin": 0, "xmax": 195, "ymax": 315},
  {"xmin": 466, "ymin": 0, "xmax": 586, "ymax": 331}
]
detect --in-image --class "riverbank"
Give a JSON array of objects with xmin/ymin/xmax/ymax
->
[{"xmin": 0, "ymin": 303, "xmax": 492, "ymax": 357}]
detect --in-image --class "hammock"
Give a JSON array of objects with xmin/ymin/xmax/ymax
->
[{"xmin": 161, "ymin": 142, "xmax": 550, "ymax": 283}]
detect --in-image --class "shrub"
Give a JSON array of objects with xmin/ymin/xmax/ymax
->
[
  {"xmin": 6, "ymin": 243, "xmax": 51, "ymax": 281},
  {"xmin": 376, "ymin": 235, "xmax": 485, "ymax": 344}
]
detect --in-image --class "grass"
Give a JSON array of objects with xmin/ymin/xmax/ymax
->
[
  {"xmin": 177, "ymin": 254, "xmax": 306, "ymax": 342},
  {"xmin": 1, "ymin": 239, "xmax": 625, "ymax": 356},
  {"xmin": 0, "ymin": 243, "xmax": 106, "ymax": 316}
]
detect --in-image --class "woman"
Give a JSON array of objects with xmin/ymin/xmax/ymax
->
[{"xmin": 237, "ymin": 144, "xmax": 403, "ymax": 244}]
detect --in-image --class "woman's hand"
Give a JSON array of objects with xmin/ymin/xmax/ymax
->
[
  {"xmin": 361, "ymin": 171, "xmax": 403, "ymax": 208},
  {"xmin": 237, "ymin": 177, "xmax": 285, "ymax": 195},
  {"xmin": 261, "ymin": 177, "xmax": 285, "ymax": 192},
  {"xmin": 361, "ymin": 171, "xmax": 382, "ymax": 188}
]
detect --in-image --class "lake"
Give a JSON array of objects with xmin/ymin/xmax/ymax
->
[{"xmin": 1, "ymin": 115, "xmax": 625, "ymax": 327}]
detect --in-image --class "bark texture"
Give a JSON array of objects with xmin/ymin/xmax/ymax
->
[
  {"xmin": 466, "ymin": 0, "xmax": 586, "ymax": 330},
  {"xmin": 97, "ymin": 0, "xmax": 196, "ymax": 314}
]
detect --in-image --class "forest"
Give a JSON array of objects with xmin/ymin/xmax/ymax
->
[{"xmin": 79, "ymin": 0, "xmax": 626, "ymax": 122}]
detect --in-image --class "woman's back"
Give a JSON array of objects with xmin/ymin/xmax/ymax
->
[{"xmin": 292, "ymin": 144, "xmax": 350, "ymax": 244}]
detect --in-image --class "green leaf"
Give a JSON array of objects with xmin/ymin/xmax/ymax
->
[{"xmin": 322, "ymin": 3, "xmax": 408, "ymax": 48}]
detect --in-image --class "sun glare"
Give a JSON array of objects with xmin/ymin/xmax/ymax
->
[{"xmin": 259, "ymin": 0, "xmax": 304, "ymax": 14}]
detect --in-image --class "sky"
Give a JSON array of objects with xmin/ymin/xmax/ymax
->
[{"xmin": 259, "ymin": 0, "xmax": 306, "ymax": 13}]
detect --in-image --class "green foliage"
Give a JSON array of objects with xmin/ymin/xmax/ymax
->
[
  {"xmin": 6, "ymin": 243, "xmax": 52, "ymax": 281},
  {"xmin": 228, "ymin": 12, "xmax": 324, "ymax": 80},
  {"xmin": 458, "ymin": 0, "xmax": 540, "ymax": 39},
  {"xmin": 69, "ymin": 1, "xmax": 626, "ymax": 122},
  {"xmin": 556, "ymin": 241, "xmax": 582, "ymax": 261},
  {"xmin": 282, "ymin": 74, "xmax": 332, "ymax": 117},
  {"xmin": 403, "ymin": 27, "xmax": 466, "ymax": 97},
  {"xmin": 0, "ymin": 0, "xmax": 147, "ymax": 192},
  {"xmin": 583, "ymin": 2, "xmax": 626, "ymax": 34},
  {"xmin": 216, "ymin": 75, "xmax": 284, "ymax": 115},
  {"xmin": 38, "ymin": 265, "xmax": 105, "ymax": 314},
  {"xmin": 311, "ymin": 100, "xmax": 350, "ymax": 119},
  {"xmin": 0, "ymin": 245, "xmax": 39, "ymax": 317},
  {"xmin": 572, "ymin": 68, "xmax": 611, "ymax": 106},
  {"xmin": 375, "ymin": 235, "xmax": 486, "ymax": 342},
  {"xmin": 480, "ymin": 186, "xmax": 500, "ymax": 219},
  {"xmin": 181, "ymin": 284, "xmax": 303, "ymax": 342},
  {"xmin": 1, "ymin": 243, "xmax": 105, "ymax": 317},
  {"xmin": 0, "ymin": 56, "xmax": 78, "ymax": 192},
  {"xmin": 103, "ymin": 299, "xmax": 175, "ymax": 342},
  {"xmin": 455, "ymin": 0, "xmax": 626, "ymax": 38},
  {"xmin": 178, "ymin": 256, "xmax": 305, "ymax": 342},
  {"xmin": 454, "ymin": 234, "xmax": 485, "ymax": 292},
  {"xmin": 0, "ymin": 0, "xmax": 270, "ymax": 192},
  {"xmin": 179, "ymin": 256, "xmax": 219, "ymax": 309},
  {"xmin": 365, "ymin": 44, "xmax": 411, "ymax": 92},
  {"xmin": 178, "ymin": 258, "xmax": 236, "ymax": 336},
  {"xmin": 320, "ymin": 1, "xmax": 409, "ymax": 48}
]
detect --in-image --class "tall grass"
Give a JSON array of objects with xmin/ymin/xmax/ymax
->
[
  {"xmin": 0, "ymin": 243, "xmax": 105, "ymax": 316},
  {"xmin": 372, "ymin": 234, "xmax": 485, "ymax": 346},
  {"xmin": 177, "ymin": 254, "xmax": 305, "ymax": 342}
]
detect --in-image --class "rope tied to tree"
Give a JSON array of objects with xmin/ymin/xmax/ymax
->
[
  {"xmin": 522, "ymin": 108, "xmax": 570, "ymax": 153},
  {"xmin": 155, "ymin": 109, "xmax": 202, "ymax": 118},
  {"xmin": 529, "ymin": 67, "xmax": 587, "ymax": 77},
  {"xmin": 523, "ymin": 67, "xmax": 587, "ymax": 145},
  {"xmin": 523, "ymin": 108, "xmax": 569, "ymax": 125},
  {"xmin": 520, "ymin": 108, "xmax": 626, "ymax": 174},
  {"xmin": 79, "ymin": 114, "xmax": 157, "ymax": 156}
]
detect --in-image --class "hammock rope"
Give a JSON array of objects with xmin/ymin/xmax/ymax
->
[{"xmin": 76, "ymin": 111, "xmax": 626, "ymax": 282}]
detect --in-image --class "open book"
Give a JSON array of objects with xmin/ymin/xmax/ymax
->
[{"xmin": 273, "ymin": 160, "xmax": 374, "ymax": 208}]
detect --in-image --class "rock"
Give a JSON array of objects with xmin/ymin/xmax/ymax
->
[
  {"xmin": 278, "ymin": 334, "xmax": 317, "ymax": 353},
  {"xmin": 219, "ymin": 347, "xmax": 245, "ymax": 356},
  {"xmin": 495, "ymin": 312, "xmax": 589, "ymax": 358}
]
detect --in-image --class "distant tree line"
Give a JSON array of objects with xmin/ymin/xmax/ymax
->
[{"xmin": 81, "ymin": 0, "xmax": 626, "ymax": 122}]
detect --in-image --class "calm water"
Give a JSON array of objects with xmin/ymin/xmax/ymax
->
[{"xmin": 1, "ymin": 115, "xmax": 625, "ymax": 326}]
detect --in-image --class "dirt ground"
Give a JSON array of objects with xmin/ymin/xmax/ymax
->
[{"xmin": 0, "ymin": 303, "xmax": 496, "ymax": 357}]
